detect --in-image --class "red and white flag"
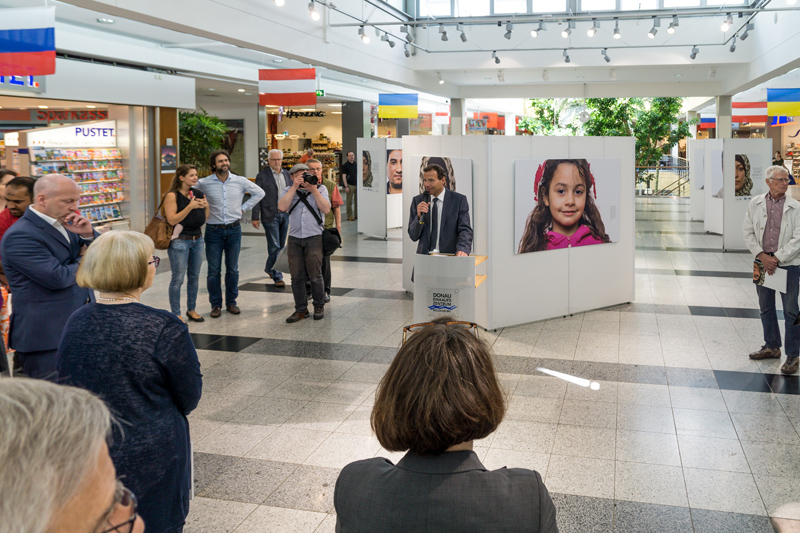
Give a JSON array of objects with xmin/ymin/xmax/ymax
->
[
  {"xmin": 732, "ymin": 102, "xmax": 768, "ymax": 123},
  {"xmin": 258, "ymin": 68, "xmax": 316, "ymax": 106}
]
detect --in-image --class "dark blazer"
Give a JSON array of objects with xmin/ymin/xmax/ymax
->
[
  {"xmin": 335, "ymin": 450, "xmax": 558, "ymax": 533},
  {"xmin": 253, "ymin": 167, "xmax": 292, "ymax": 223},
  {"xmin": 408, "ymin": 189, "xmax": 473, "ymax": 255},
  {"xmin": 0, "ymin": 208, "xmax": 95, "ymax": 352}
]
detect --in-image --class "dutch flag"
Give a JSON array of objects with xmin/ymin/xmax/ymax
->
[{"xmin": 0, "ymin": 7, "xmax": 56, "ymax": 77}]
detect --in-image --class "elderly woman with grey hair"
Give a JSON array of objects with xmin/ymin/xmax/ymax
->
[{"xmin": 0, "ymin": 378, "xmax": 145, "ymax": 533}]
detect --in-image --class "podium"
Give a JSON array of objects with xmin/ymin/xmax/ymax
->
[{"xmin": 413, "ymin": 254, "xmax": 488, "ymax": 326}]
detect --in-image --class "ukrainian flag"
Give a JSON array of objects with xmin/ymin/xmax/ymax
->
[
  {"xmin": 767, "ymin": 89, "xmax": 800, "ymax": 116},
  {"xmin": 379, "ymin": 93, "xmax": 419, "ymax": 119}
]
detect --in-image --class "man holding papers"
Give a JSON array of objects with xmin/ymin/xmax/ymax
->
[{"xmin": 743, "ymin": 165, "xmax": 800, "ymax": 374}]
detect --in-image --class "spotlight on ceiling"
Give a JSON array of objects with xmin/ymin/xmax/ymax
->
[
  {"xmin": 561, "ymin": 20, "xmax": 575, "ymax": 38},
  {"xmin": 740, "ymin": 23, "xmax": 754, "ymax": 40},
  {"xmin": 789, "ymin": 0, "xmax": 798, "ymax": 5},
  {"xmin": 400, "ymin": 25, "xmax": 414, "ymax": 43},
  {"xmin": 531, "ymin": 21, "xmax": 544, "ymax": 37},
  {"xmin": 308, "ymin": 1, "xmax": 320, "ymax": 21},
  {"xmin": 437, "ymin": 72, "xmax": 444, "ymax": 84},
  {"xmin": 648, "ymin": 17, "xmax": 659, "ymax": 38},
  {"xmin": 613, "ymin": 18, "xmax": 621, "ymax": 39},
  {"xmin": 504, "ymin": 22, "xmax": 513, "ymax": 40},
  {"xmin": 729, "ymin": 35, "xmax": 737, "ymax": 52},
  {"xmin": 497, "ymin": 70, "xmax": 504, "ymax": 83},
  {"xmin": 273, "ymin": 0, "xmax": 285, "ymax": 6},
  {"xmin": 404, "ymin": 43, "xmax": 410, "ymax": 57},
  {"xmin": 458, "ymin": 23, "xmax": 467, "ymax": 42},
  {"xmin": 492, "ymin": 50, "xmax": 500, "ymax": 64},
  {"xmin": 602, "ymin": 48, "xmax": 610, "ymax": 63},
  {"xmin": 358, "ymin": 26, "xmax": 370, "ymax": 44},
  {"xmin": 690, "ymin": 45, "xmax": 699, "ymax": 60},
  {"xmin": 609, "ymin": 68, "xmax": 617, "ymax": 80},
  {"xmin": 721, "ymin": 13, "xmax": 732, "ymax": 32},
  {"xmin": 563, "ymin": 49, "xmax": 570, "ymax": 63},
  {"xmin": 542, "ymin": 69, "xmax": 549, "ymax": 81},
  {"xmin": 439, "ymin": 24, "xmax": 448, "ymax": 41},
  {"xmin": 587, "ymin": 19, "xmax": 598, "ymax": 37},
  {"xmin": 667, "ymin": 15, "xmax": 678, "ymax": 34}
]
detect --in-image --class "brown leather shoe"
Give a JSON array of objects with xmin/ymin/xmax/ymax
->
[
  {"xmin": 210, "ymin": 307, "xmax": 221, "ymax": 318},
  {"xmin": 227, "ymin": 304, "xmax": 241, "ymax": 315},
  {"xmin": 275, "ymin": 280, "xmax": 286, "ymax": 288},
  {"xmin": 313, "ymin": 305, "xmax": 324, "ymax": 320},
  {"xmin": 286, "ymin": 310, "xmax": 309, "ymax": 323},
  {"xmin": 782, "ymin": 357, "xmax": 799, "ymax": 375},
  {"xmin": 749, "ymin": 346, "xmax": 782, "ymax": 360}
]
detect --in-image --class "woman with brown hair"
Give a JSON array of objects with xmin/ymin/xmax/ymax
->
[
  {"xmin": 163, "ymin": 164, "xmax": 208, "ymax": 321},
  {"xmin": 334, "ymin": 319, "xmax": 558, "ymax": 532}
]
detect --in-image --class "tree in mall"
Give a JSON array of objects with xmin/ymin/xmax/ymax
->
[
  {"xmin": 517, "ymin": 98, "xmax": 584, "ymax": 136},
  {"xmin": 179, "ymin": 109, "xmax": 228, "ymax": 175}
]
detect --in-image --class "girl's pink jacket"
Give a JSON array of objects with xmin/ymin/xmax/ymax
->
[{"xmin": 546, "ymin": 225, "xmax": 605, "ymax": 250}]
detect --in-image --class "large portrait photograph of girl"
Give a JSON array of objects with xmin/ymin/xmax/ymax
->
[{"xmin": 515, "ymin": 158, "xmax": 621, "ymax": 254}]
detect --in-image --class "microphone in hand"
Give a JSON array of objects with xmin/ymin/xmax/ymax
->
[{"xmin": 420, "ymin": 192, "xmax": 431, "ymax": 225}]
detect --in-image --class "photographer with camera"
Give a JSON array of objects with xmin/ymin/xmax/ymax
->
[{"xmin": 278, "ymin": 163, "xmax": 331, "ymax": 323}]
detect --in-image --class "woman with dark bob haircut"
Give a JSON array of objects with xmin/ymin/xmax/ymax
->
[{"xmin": 334, "ymin": 319, "xmax": 558, "ymax": 532}]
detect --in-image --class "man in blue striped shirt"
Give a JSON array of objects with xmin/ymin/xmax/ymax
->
[{"xmin": 195, "ymin": 150, "xmax": 264, "ymax": 318}]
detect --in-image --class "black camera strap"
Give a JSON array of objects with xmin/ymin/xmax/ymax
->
[{"xmin": 287, "ymin": 192, "xmax": 324, "ymax": 227}]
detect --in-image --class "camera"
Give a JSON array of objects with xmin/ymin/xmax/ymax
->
[{"xmin": 302, "ymin": 172, "xmax": 318, "ymax": 186}]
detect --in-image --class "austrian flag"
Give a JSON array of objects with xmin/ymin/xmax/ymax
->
[
  {"xmin": 0, "ymin": 7, "xmax": 56, "ymax": 76},
  {"xmin": 258, "ymin": 68, "xmax": 317, "ymax": 107}
]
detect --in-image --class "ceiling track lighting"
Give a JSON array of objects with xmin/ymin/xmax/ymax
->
[
  {"xmin": 690, "ymin": 45, "xmax": 699, "ymax": 60},
  {"xmin": 504, "ymin": 22, "xmax": 513, "ymax": 40},
  {"xmin": 609, "ymin": 68, "xmax": 617, "ymax": 80},
  {"xmin": 380, "ymin": 34, "xmax": 396, "ymax": 48},
  {"xmin": 273, "ymin": 0, "xmax": 285, "ymax": 6},
  {"xmin": 729, "ymin": 35, "xmax": 737, "ymax": 52},
  {"xmin": 602, "ymin": 48, "xmax": 610, "ymax": 63},
  {"xmin": 740, "ymin": 22, "xmax": 754, "ymax": 41},
  {"xmin": 497, "ymin": 70, "xmax": 504, "ymax": 83},
  {"xmin": 458, "ymin": 23, "xmax": 468, "ymax": 42},
  {"xmin": 667, "ymin": 15, "xmax": 678, "ymax": 34},
  {"xmin": 439, "ymin": 24, "xmax": 448, "ymax": 41},
  {"xmin": 542, "ymin": 69, "xmax": 549, "ymax": 81},
  {"xmin": 358, "ymin": 26, "xmax": 370, "ymax": 44},
  {"xmin": 531, "ymin": 21, "xmax": 544, "ymax": 38},
  {"xmin": 648, "ymin": 17, "xmax": 660, "ymax": 38},
  {"xmin": 437, "ymin": 72, "xmax": 444, "ymax": 84},
  {"xmin": 721, "ymin": 13, "xmax": 733, "ymax": 32},
  {"xmin": 492, "ymin": 50, "xmax": 500, "ymax": 64},
  {"xmin": 563, "ymin": 49, "xmax": 570, "ymax": 63},
  {"xmin": 400, "ymin": 25, "xmax": 414, "ymax": 43},
  {"xmin": 308, "ymin": 1, "xmax": 320, "ymax": 21},
  {"xmin": 613, "ymin": 18, "xmax": 621, "ymax": 39},
  {"xmin": 404, "ymin": 43, "xmax": 410, "ymax": 57},
  {"xmin": 587, "ymin": 19, "xmax": 598, "ymax": 37},
  {"xmin": 561, "ymin": 20, "xmax": 575, "ymax": 38}
]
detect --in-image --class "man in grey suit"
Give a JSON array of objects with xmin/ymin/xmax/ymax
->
[{"xmin": 253, "ymin": 149, "xmax": 292, "ymax": 288}]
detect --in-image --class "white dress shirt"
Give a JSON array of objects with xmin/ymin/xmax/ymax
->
[
  {"xmin": 196, "ymin": 172, "xmax": 266, "ymax": 225},
  {"xmin": 430, "ymin": 188, "xmax": 446, "ymax": 254},
  {"xmin": 29, "ymin": 206, "xmax": 70, "ymax": 243}
]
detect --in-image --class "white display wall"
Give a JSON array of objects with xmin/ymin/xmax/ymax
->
[
  {"xmin": 357, "ymin": 138, "xmax": 403, "ymax": 239},
  {"xmin": 402, "ymin": 135, "xmax": 635, "ymax": 329},
  {"xmin": 688, "ymin": 139, "xmax": 705, "ymax": 222}
]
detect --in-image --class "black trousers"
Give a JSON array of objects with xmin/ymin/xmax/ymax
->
[
  {"xmin": 14, "ymin": 349, "xmax": 59, "ymax": 381},
  {"xmin": 288, "ymin": 235, "xmax": 324, "ymax": 311}
]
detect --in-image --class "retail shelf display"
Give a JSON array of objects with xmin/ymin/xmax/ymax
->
[{"xmin": 30, "ymin": 147, "xmax": 127, "ymax": 225}]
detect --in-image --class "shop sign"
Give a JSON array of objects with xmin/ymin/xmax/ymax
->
[
  {"xmin": 37, "ymin": 109, "xmax": 109, "ymax": 124},
  {"xmin": 4, "ymin": 132, "xmax": 19, "ymax": 147},
  {"xmin": 316, "ymin": 90, "xmax": 325, "ymax": 96},
  {"xmin": 285, "ymin": 110, "xmax": 325, "ymax": 118},
  {"xmin": 0, "ymin": 75, "xmax": 45, "ymax": 94},
  {"xmin": 467, "ymin": 118, "xmax": 487, "ymax": 131},
  {"xmin": 27, "ymin": 119, "xmax": 117, "ymax": 148}
]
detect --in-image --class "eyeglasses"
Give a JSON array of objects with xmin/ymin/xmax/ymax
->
[
  {"xmin": 148, "ymin": 256, "xmax": 160, "ymax": 268},
  {"xmin": 770, "ymin": 178, "xmax": 791, "ymax": 184},
  {"xmin": 268, "ymin": 158, "xmax": 282, "ymax": 161},
  {"xmin": 100, "ymin": 484, "xmax": 138, "ymax": 533},
  {"xmin": 402, "ymin": 321, "xmax": 479, "ymax": 343}
]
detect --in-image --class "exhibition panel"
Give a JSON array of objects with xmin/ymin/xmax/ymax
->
[
  {"xmin": 357, "ymin": 137, "xmax": 403, "ymax": 239},
  {"xmin": 703, "ymin": 139, "xmax": 725, "ymax": 236},
  {"xmin": 688, "ymin": 139, "xmax": 705, "ymax": 222},
  {"xmin": 722, "ymin": 138, "xmax": 772, "ymax": 251}
]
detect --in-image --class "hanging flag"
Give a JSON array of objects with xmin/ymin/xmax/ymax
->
[
  {"xmin": 698, "ymin": 115, "xmax": 716, "ymax": 130},
  {"xmin": 771, "ymin": 116, "xmax": 794, "ymax": 127},
  {"xmin": 0, "ymin": 7, "xmax": 56, "ymax": 76},
  {"xmin": 378, "ymin": 93, "xmax": 419, "ymax": 119},
  {"xmin": 732, "ymin": 102, "xmax": 768, "ymax": 123},
  {"xmin": 258, "ymin": 68, "xmax": 316, "ymax": 106},
  {"xmin": 767, "ymin": 88, "xmax": 800, "ymax": 116}
]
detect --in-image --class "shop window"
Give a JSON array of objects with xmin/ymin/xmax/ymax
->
[
  {"xmin": 620, "ymin": 0, "xmax": 658, "ymax": 9},
  {"xmin": 580, "ymin": 0, "xmax": 616, "ymax": 10},
  {"xmin": 663, "ymin": 0, "xmax": 701, "ymax": 6},
  {"xmin": 419, "ymin": 0, "xmax": 451, "ymax": 16},
  {"xmin": 493, "ymin": 0, "xmax": 527, "ymax": 14}
]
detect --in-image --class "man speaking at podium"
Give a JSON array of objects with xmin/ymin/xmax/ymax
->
[{"xmin": 408, "ymin": 164, "xmax": 473, "ymax": 256}]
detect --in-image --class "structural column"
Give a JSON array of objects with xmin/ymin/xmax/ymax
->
[
  {"xmin": 341, "ymin": 101, "xmax": 372, "ymax": 156},
  {"xmin": 716, "ymin": 96, "xmax": 732, "ymax": 138},
  {"xmin": 450, "ymin": 98, "xmax": 466, "ymax": 135},
  {"xmin": 686, "ymin": 111, "xmax": 698, "ymax": 143}
]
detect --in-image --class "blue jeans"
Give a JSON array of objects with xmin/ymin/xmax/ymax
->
[
  {"xmin": 264, "ymin": 212, "xmax": 289, "ymax": 281},
  {"xmin": 168, "ymin": 237, "xmax": 204, "ymax": 316},
  {"xmin": 205, "ymin": 224, "xmax": 242, "ymax": 308},
  {"xmin": 757, "ymin": 264, "xmax": 800, "ymax": 357}
]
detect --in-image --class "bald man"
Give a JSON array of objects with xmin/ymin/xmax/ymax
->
[{"xmin": 0, "ymin": 174, "xmax": 97, "ymax": 380}]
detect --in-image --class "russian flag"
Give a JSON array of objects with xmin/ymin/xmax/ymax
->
[
  {"xmin": 0, "ymin": 7, "xmax": 55, "ymax": 76},
  {"xmin": 732, "ymin": 102, "xmax": 768, "ymax": 123},
  {"xmin": 698, "ymin": 115, "xmax": 716, "ymax": 130},
  {"xmin": 258, "ymin": 68, "xmax": 316, "ymax": 107},
  {"xmin": 378, "ymin": 93, "xmax": 418, "ymax": 119}
]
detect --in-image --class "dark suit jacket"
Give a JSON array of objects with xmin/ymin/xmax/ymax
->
[
  {"xmin": 1, "ymin": 209, "xmax": 95, "ymax": 352},
  {"xmin": 408, "ymin": 189, "xmax": 473, "ymax": 255},
  {"xmin": 253, "ymin": 167, "xmax": 292, "ymax": 223},
  {"xmin": 334, "ymin": 450, "xmax": 558, "ymax": 532}
]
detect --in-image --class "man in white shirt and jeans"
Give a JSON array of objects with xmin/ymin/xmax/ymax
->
[
  {"xmin": 743, "ymin": 165, "xmax": 800, "ymax": 375},
  {"xmin": 196, "ymin": 150, "xmax": 264, "ymax": 318}
]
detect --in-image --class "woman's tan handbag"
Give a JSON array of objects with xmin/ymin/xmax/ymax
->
[{"xmin": 144, "ymin": 194, "xmax": 173, "ymax": 250}]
